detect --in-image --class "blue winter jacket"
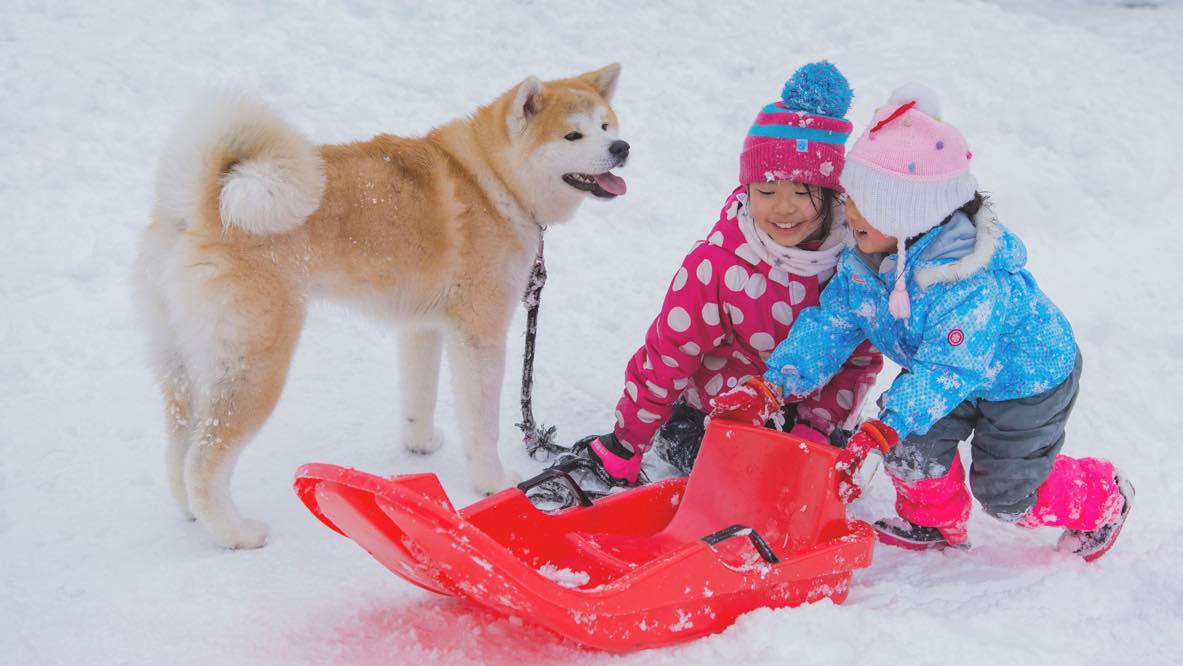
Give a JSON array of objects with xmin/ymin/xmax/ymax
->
[{"xmin": 764, "ymin": 209, "xmax": 1077, "ymax": 440}]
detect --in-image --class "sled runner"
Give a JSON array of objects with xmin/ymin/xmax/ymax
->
[{"xmin": 294, "ymin": 421, "xmax": 876, "ymax": 652}]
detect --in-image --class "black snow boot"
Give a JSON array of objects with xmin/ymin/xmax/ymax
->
[
  {"xmin": 652, "ymin": 400, "xmax": 709, "ymax": 476},
  {"xmin": 872, "ymin": 517, "xmax": 959, "ymax": 551},
  {"xmin": 653, "ymin": 399, "xmax": 807, "ymax": 476}
]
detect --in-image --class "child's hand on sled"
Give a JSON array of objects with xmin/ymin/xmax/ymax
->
[
  {"xmin": 709, "ymin": 378, "xmax": 783, "ymax": 427},
  {"xmin": 835, "ymin": 420, "xmax": 899, "ymax": 502}
]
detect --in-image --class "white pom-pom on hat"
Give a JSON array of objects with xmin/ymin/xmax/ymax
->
[{"xmin": 887, "ymin": 83, "xmax": 941, "ymax": 119}]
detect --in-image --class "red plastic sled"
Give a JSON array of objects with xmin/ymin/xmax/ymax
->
[{"xmin": 294, "ymin": 421, "xmax": 876, "ymax": 652}]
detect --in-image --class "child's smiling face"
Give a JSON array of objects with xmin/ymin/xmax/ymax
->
[
  {"xmin": 845, "ymin": 196, "xmax": 898, "ymax": 254},
  {"xmin": 746, "ymin": 181, "xmax": 825, "ymax": 247}
]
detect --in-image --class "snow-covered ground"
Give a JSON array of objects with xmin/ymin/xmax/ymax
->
[{"xmin": 3, "ymin": 1, "xmax": 1182, "ymax": 664}]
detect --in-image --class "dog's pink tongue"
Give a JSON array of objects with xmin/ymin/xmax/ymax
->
[{"xmin": 595, "ymin": 172, "xmax": 627, "ymax": 196}]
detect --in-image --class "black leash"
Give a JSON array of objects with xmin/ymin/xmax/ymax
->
[{"xmin": 516, "ymin": 231, "xmax": 567, "ymax": 460}]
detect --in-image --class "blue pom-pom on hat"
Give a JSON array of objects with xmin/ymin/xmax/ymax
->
[
  {"xmin": 741, "ymin": 61, "xmax": 854, "ymax": 189},
  {"xmin": 780, "ymin": 61, "xmax": 853, "ymax": 118}
]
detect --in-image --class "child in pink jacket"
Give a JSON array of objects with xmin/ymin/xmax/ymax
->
[{"xmin": 551, "ymin": 63, "xmax": 883, "ymax": 492}]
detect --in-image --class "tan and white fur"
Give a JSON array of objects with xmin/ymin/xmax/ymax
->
[{"xmin": 134, "ymin": 65, "xmax": 627, "ymax": 549}]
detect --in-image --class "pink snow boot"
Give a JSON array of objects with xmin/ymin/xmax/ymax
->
[
  {"xmin": 1017, "ymin": 456, "xmax": 1132, "ymax": 561},
  {"xmin": 526, "ymin": 434, "xmax": 646, "ymax": 511},
  {"xmin": 877, "ymin": 454, "xmax": 972, "ymax": 549},
  {"xmin": 585, "ymin": 434, "xmax": 643, "ymax": 485}
]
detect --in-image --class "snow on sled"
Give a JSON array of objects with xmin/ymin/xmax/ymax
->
[{"xmin": 294, "ymin": 421, "xmax": 876, "ymax": 652}]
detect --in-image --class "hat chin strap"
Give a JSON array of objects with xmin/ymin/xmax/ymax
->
[{"xmin": 888, "ymin": 238, "xmax": 911, "ymax": 319}]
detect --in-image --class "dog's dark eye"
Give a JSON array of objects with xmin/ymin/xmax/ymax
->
[
  {"xmin": 565, "ymin": 132, "xmax": 583, "ymax": 141},
  {"xmin": 601, "ymin": 123, "xmax": 609, "ymax": 131}
]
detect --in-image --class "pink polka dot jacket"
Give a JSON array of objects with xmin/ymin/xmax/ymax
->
[{"xmin": 612, "ymin": 188, "xmax": 883, "ymax": 452}]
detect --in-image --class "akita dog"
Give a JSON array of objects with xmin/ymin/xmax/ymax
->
[{"xmin": 135, "ymin": 65, "xmax": 628, "ymax": 548}]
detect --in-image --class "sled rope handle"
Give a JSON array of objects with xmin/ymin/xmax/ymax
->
[{"xmin": 702, "ymin": 524, "xmax": 781, "ymax": 564}]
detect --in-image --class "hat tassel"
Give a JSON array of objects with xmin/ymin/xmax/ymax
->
[
  {"xmin": 889, "ymin": 278, "xmax": 911, "ymax": 319},
  {"xmin": 888, "ymin": 239, "xmax": 911, "ymax": 319}
]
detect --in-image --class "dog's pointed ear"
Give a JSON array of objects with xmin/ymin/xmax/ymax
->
[
  {"xmin": 508, "ymin": 76, "xmax": 544, "ymax": 136},
  {"xmin": 580, "ymin": 63, "xmax": 621, "ymax": 103}
]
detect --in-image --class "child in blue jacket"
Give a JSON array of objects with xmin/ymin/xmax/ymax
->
[{"xmin": 712, "ymin": 84, "xmax": 1132, "ymax": 560}]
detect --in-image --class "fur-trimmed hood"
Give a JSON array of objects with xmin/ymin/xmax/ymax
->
[{"xmin": 906, "ymin": 208, "xmax": 1025, "ymax": 288}]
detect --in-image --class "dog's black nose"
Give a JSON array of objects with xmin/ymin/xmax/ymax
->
[{"xmin": 609, "ymin": 140, "xmax": 630, "ymax": 159}]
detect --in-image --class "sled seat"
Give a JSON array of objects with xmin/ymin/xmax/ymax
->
[
  {"xmin": 566, "ymin": 421, "xmax": 848, "ymax": 570},
  {"xmin": 294, "ymin": 418, "xmax": 875, "ymax": 652}
]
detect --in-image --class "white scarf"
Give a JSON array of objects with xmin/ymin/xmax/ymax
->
[{"xmin": 735, "ymin": 192, "xmax": 852, "ymax": 276}]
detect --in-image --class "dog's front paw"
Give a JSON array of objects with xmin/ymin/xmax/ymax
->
[
  {"xmin": 402, "ymin": 427, "xmax": 445, "ymax": 455},
  {"xmin": 210, "ymin": 518, "xmax": 270, "ymax": 550},
  {"xmin": 470, "ymin": 467, "xmax": 513, "ymax": 496}
]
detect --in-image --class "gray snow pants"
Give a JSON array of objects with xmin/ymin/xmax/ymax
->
[{"xmin": 883, "ymin": 349, "xmax": 1083, "ymax": 521}]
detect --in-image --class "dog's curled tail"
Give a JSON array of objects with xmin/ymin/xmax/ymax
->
[{"xmin": 155, "ymin": 91, "xmax": 326, "ymax": 235}]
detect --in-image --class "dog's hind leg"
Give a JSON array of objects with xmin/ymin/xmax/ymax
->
[
  {"xmin": 184, "ymin": 301, "xmax": 304, "ymax": 549},
  {"xmin": 161, "ymin": 355, "xmax": 197, "ymax": 519},
  {"xmin": 133, "ymin": 254, "xmax": 198, "ymax": 520},
  {"xmin": 445, "ymin": 328, "xmax": 512, "ymax": 495},
  {"xmin": 143, "ymin": 337, "xmax": 197, "ymax": 519},
  {"xmin": 397, "ymin": 327, "xmax": 446, "ymax": 454}
]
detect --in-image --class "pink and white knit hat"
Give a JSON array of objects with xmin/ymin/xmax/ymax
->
[
  {"xmin": 739, "ymin": 61, "xmax": 853, "ymax": 191},
  {"xmin": 840, "ymin": 83, "xmax": 978, "ymax": 319}
]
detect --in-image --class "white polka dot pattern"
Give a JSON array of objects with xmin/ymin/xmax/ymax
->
[
  {"xmin": 667, "ymin": 307, "xmax": 691, "ymax": 332},
  {"xmin": 772, "ymin": 301, "xmax": 793, "ymax": 325},
  {"xmin": 735, "ymin": 243, "xmax": 760, "ymax": 265},
  {"xmin": 724, "ymin": 302, "xmax": 745, "ymax": 325},
  {"xmin": 745, "ymin": 273, "xmax": 767, "ymax": 299},
  {"xmin": 696, "ymin": 258, "xmax": 713, "ymax": 285},
  {"xmin": 702, "ymin": 302, "xmax": 720, "ymax": 326},
  {"xmin": 810, "ymin": 407, "xmax": 832, "ymax": 423},
  {"xmin": 724, "ymin": 265, "xmax": 749, "ymax": 291},
  {"xmin": 671, "ymin": 267, "xmax": 688, "ymax": 291},
  {"xmin": 750, "ymin": 332, "xmax": 776, "ymax": 351},
  {"xmin": 789, "ymin": 281, "xmax": 808, "ymax": 305},
  {"xmin": 836, "ymin": 389, "xmax": 855, "ymax": 409}
]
